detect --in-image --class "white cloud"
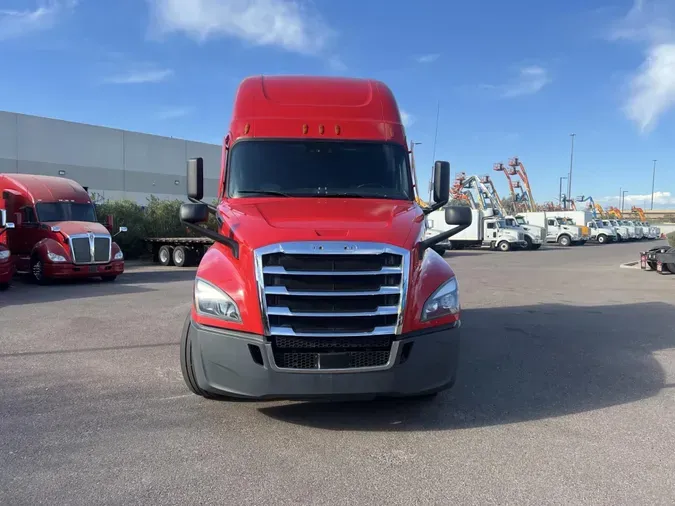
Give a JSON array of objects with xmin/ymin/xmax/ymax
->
[
  {"xmin": 608, "ymin": 0, "xmax": 675, "ymax": 132},
  {"xmin": 501, "ymin": 66, "xmax": 551, "ymax": 98},
  {"xmin": 146, "ymin": 0, "xmax": 334, "ymax": 55},
  {"xmin": 479, "ymin": 65, "xmax": 551, "ymax": 99},
  {"xmin": 416, "ymin": 53, "xmax": 440, "ymax": 64},
  {"xmin": 158, "ymin": 106, "xmax": 194, "ymax": 119},
  {"xmin": 0, "ymin": 0, "xmax": 78, "ymax": 41},
  {"xmin": 104, "ymin": 68, "xmax": 174, "ymax": 84},
  {"xmin": 400, "ymin": 110, "xmax": 415, "ymax": 127},
  {"xmin": 600, "ymin": 191, "xmax": 675, "ymax": 207}
]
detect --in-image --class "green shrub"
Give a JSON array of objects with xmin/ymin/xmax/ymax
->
[
  {"xmin": 667, "ymin": 231, "xmax": 675, "ymax": 248},
  {"xmin": 91, "ymin": 192, "xmax": 219, "ymax": 260}
]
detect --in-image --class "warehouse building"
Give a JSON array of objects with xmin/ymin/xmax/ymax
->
[{"xmin": 0, "ymin": 111, "xmax": 222, "ymax": 205}]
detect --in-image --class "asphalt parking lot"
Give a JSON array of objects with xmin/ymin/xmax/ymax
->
[{"xmin": 1, "ymin": 240, "xmax": 674, "ymax": 505}]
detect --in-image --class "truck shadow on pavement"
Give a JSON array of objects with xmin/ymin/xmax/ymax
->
[{"xmin": 259, "ymin": 301, "xmax": 675, "ymax": 431}]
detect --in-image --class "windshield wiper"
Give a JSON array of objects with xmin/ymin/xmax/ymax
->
[{"xmin": 236, "ymin": 190, "xmax": 292, "ymax": 197}]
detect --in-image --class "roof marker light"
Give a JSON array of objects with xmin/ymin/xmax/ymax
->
[
  {"xmin": 319, "ymin": 124, "xmax": 325, "ymax": 135},
  {"xmin": 302, "ymin": 124, "xmax": 309, "ymax": 134},
  {"xmin": 335, "ymin": 125, "xmax": 341, "ymax": 135},
  {"xmin": 244, "ymin": 123, "xmax": 250, "ymax": 134}
]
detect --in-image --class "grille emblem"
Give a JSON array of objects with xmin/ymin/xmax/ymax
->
[{"xmin": 88, "ymin": 232, "xmax": 95, "ymax": 261}]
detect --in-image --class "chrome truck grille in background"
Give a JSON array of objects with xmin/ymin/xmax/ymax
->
[
  {"xmin": 254, "ymin": 242, "xmax": 410, "ymax": 372},
  {"xmin": 69, "ymin": 233, "xmax": 112, "ymax": 264}
]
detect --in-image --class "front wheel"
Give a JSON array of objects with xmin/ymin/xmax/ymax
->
[
  {"xmin": 597, "ymin": 234, "xmax": 608, "ymax": 244},
  {"xmin": 498, "ymin": 241, "xmax": 511, "ymax": 252},
  {"xmin": 180, "ymin": 314, "xmax": 232, "ymax": 401},
  {"xmin": 30, "ymin": 256, "xmax": 49, "ymax": 285},
  {"xmin": 523, "ymin": 235, "xmax": 533, "ymax": 250},
  {"xmin": 558, "ymin": 235, "xmax": 571, "ymax": 247}
]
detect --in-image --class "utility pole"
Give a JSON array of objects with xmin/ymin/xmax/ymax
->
[
  {"xmin": 621, "ymin": 190, "xmax": 628, "ymax": 213},
  {"xmin": 567, "ymin": 133, "xmax": 576, "ymax": 209},
  {"xmin": 559, "ymin": 176, "xmax": 567, "ymax": 207},
  {"xmin": 650, "ymin": 159, "xmax": 657, "ymax": 210}
]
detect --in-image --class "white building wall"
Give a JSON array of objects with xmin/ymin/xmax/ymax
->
[{"xmin": 0, "ymin": 111, "xmax": 222, "ymax": 205}]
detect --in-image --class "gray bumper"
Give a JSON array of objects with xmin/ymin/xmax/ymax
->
[{"xmin": 187, "ymin": 320, "xmax": 461, "ymax": 400}]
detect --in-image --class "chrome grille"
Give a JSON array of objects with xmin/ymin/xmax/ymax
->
[
  {"xmin": 255, "ymin": 242, "xmax": 409, "ymax": 372},
  {"xmin": 68, "ymin": 233, "xmax": 111, "ymax": 264}
]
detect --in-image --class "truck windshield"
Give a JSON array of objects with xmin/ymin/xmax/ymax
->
[
  {"xmin": 515, "ymin": 216, "xmax": 526, "ymax": 225},
  {"xmin": 227, "ymin": 140, "xmax": 413, "ymax": 200},
  {"xmin": 555, "ymin": 218, "xmax": 566, "ymax": 225},
  {"xmin": 36, "ymin": 202, "xmax": 97, "ymax": 222}
]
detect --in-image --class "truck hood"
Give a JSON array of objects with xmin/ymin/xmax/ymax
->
[
  {"xmin": 222, "ymin": 198, "xmax": 423, "ymax": 251},
  {"xmin": 46, "ymin": 221, "xmax": 111, "ymax": 237}
]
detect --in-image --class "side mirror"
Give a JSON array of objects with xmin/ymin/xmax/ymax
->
[
  {"xmin": 0, "ymin": 209, "xmax": 6, "ymax": 227},
  {"xmin": 180, "ymin": 203, "xmax": 209, "ymax": 224},
  {"xmin": 13, "ymin": 212, "xmax": 22, "ymax": 228},
  {"xmin": 445, "ymin": 206, "xmax": 472, "ymax": 226},
  {"xmin": 433, "ymin": 161, "xmax": 450, "ymax": 205},
  {"xmin": 5, "ymin": 222, "xmax": 14, "ymax": 229},
  {"xmin": 187, "ymin": 157, "xmax": 204, "ymax": 201},
  {"xmin": 119, "ymin": 226, "xmax": 128, "ymax": 233}
]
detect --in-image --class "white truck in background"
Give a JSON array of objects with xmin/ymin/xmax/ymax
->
[
  {"xmin": 622, "ymin": 219, "xmax": 646, "ymax": 239},
  {"xmin": 520, "ymin": 211, "xmax": 589, "ymax": 247},
  {"xmin": 558, "ymin": 210, "xmax": 617, "ymax": 244},
  {"xmin": 425, "ymin": 207, "xmax": 527, "ymax": 252},
  {"xmin": 603, "ymin": 219, "xmax": 630, "ymax": 241},
  {"xmin": 503, "ymin": 215, "xmax": 546, "ymax": 250}
]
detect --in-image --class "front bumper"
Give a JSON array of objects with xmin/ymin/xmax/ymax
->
[
  {"xmin": 186, "ymin": 319, "xmax": 461, "ymax": 400},
  {"xmin": 44, "ymin": 260, "xmax": 124, "ymax": 278}
]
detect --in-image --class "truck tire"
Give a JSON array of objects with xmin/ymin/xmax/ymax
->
[
  {"xmin": 180, "ymin": 314, "xmax": 232, "ymax": 401},
  {"xmin": 597, "ymin": 234, "xmax": 608, "ymax": 244},
  {"xmin": 30, "ymin": 255, "xmax": 50, "ymax": 285},
  {"xmin": 558, "ymin": 235, "xmax": 572, "ymax": 247},
  {"xmin": 498, "ymin": 241, "xmax": 511, "ymax": 252},
  {"xmin": 173, "ymin": 246, "xmax": 188, "ymax": 267},
  {"xmin": 158, "ymin": 245, "xmax": 173, "ymax": 266},
  {"xmin": 523, "ymin": 235, "xmax": 533, "ymax": 250}
]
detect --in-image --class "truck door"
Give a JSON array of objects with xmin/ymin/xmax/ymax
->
[
  {"xmin": 486, "ymin": 221, "xmax": 496, "ymax": 239},
  {"xmin": 16, "ymin": 205, "xmax": 41, "ymax": 257},
  {"xmin": 546, "ymin": 219, "xmax": 557, "ymax": 240}
]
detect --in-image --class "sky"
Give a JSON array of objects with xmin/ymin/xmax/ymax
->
[{"xmin": 1, "ymin": 0, "xmax": 674, "ymax": 209}]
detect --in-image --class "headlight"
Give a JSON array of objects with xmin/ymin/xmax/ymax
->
[
  {"xmin": 0, "ymin": 250, "xmax": 9, "ymax": 261},
  {"xmin": 421, "ymin": 277, "xmax": 460, "ymax": 322},
  {"xmin": 47, "ymin": 251, "xmax": 66, "ymax": 262},
  {"xmin": 194, "ymin": 278, "xmax": 241, "ymax": 322},
  {"xmin": 114, "ymin": 250, "xmax": 124, "ymax": 260}
]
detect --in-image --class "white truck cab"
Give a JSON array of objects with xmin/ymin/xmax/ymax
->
[
  {"xmin": 504, "ymin": 215, "xmax": 545, "ymax": 250},
  {"xmin": 558, "ymin": 211, "xmax": 616, "ymax": 244},
  {"xmin": 425, "ymin": 208, "xmax": 527, "ymax": 252},
  {"xmin": 607, "ymin": 219, "xmax": 632, "ymax": 240},
  {"xmin": 520, "ymin": 211, "xmax": 587, "ymax": 247}
]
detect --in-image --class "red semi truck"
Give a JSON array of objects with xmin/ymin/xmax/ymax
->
[
  {"xmin": 0, "ymin": 208, "xmax": 15, "ymax": 290},
  {"xmin": 178, "ymin": 75, "xmax": 472, "ymax": 401},
  {"xmin": 1, "ymin": 174, "xmax": 127, "ymax": 284}
]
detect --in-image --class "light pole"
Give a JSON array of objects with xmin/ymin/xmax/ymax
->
[
  {"xmin": 567, "ymin": 133, "xmax": 576, "ymax": 209},
  {"xmin": 559, "ymin": 176, "xmax": 567, "ymax": 207},
  {"xmin": 650, "ymin": 159, "xmax": 657, "ymax": 210},
  {"xmin": 621, "ymin": 190, "xmax": 628, "ymax": 213}
]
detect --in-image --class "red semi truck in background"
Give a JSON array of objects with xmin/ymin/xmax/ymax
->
[
  {"xmin": 178, "ymin": 75, "xmax": 472, "ymax": 401},
  {"xmin": 0, "ymin": 208, "xmax": 15, "ymax": 290},
  {"xmin": 0, "ymin": 174, "xmax": 127, "ymax": 284}
]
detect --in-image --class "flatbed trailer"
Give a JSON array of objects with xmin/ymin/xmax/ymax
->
[{"xmin": 144, "ymin": 237, "xmax": 213, "ymax": 267}]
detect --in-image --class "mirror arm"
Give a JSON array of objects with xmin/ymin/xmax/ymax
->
[
  {"xmin": 188, "ymin": 197, "xmax": 217, "ymax": 214},
  {"xmin": 181, "ymin": 220, "xmax": 239, "ymax": 259},
  {"xmin": 422, "ymin": 200, "xmax": 447, "ymax": 216},
  {"xmin": 418, "ymin": 224, "xmax": 471, "ymax": 260}
]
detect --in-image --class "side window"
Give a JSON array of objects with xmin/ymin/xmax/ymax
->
[
  {"xmin": 23, "ymin": 206, "xmax": 36, "ymax": 223},
  {"xmin": 547, "ymin": 219, "xmax": 555, "ymax": 226},
  {"xmin": 487, "ymin": 222, "xmax": 495, "ymax": 229}
]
